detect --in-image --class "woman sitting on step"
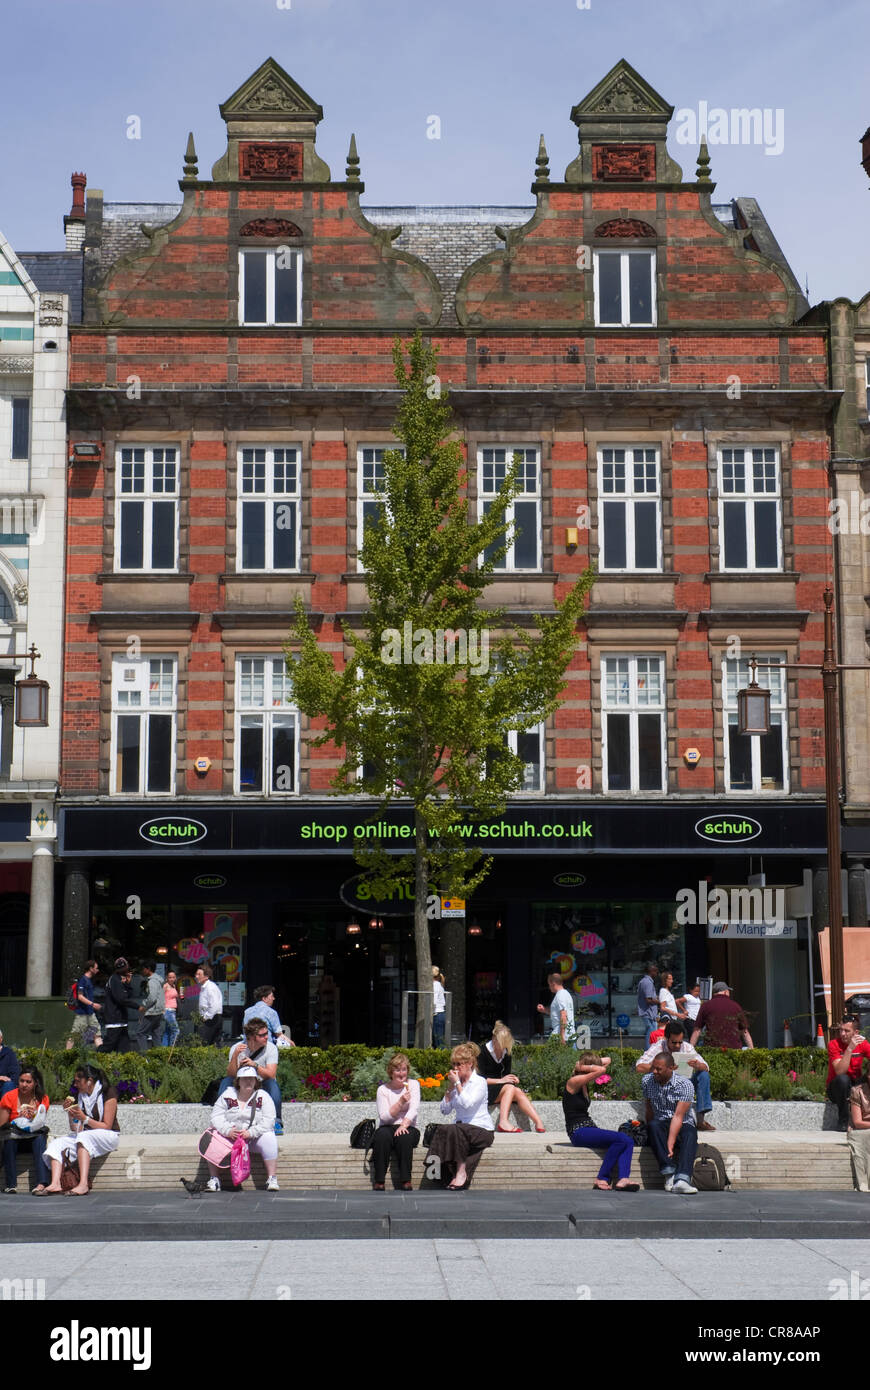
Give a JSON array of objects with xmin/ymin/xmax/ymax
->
[
  {"xmin": 38, "ymin": 1064, "xmax": 120, "ymax": 1195},
  {"xmin": 563, "ymin": 1052, "xmax": 639, "ymax": 1192},
  {"xmin": 477, "ymin": 1022, "xmax": 545, "ymax": 1133},
  {"xmin": 424, "ymin": 1044, "xmax": 495, "ymax": 1190}
]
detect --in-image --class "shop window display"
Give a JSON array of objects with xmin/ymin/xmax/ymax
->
[{"xmin": 533, "ymin": 900, "xmax": 684, "ymax": 1039}]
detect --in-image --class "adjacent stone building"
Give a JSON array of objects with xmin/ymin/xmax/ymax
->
[
  {"xmin": 0, "ymin": 229, "xmax": 68, "ymax": 994},
  {"xmin": 52, "ymin": 58, "xmax": 845, "ymax": 1043}
]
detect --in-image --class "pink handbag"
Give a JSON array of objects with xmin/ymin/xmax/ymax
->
[
  {"xmin": 230, "ymin": 1135, "xmax": 251, "ymax": 1186},
  {"xmin": 197, "ymin": 1128, "xmax": 234, "ymax": 1167}
]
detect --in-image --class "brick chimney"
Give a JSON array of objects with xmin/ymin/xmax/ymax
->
[
  {"xmin": 64, "ymin": 172, "xmax": 87, "ymax": 250},
  {"xmin": 862, "ymin": 128, "xmax": 870, "ymax": 183}
]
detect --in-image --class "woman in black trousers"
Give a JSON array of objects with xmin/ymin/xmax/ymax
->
[{"xmin": 372, "ymin": 1053, "xmax": 421, "ymax": 1190}]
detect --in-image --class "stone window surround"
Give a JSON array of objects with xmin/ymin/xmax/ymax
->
[
  {"xmin": 706, "ymin": 430, "xmax": 792, "ymax": 575},
  {"xmin": 102, "ymin": 434, "xmax": 188, "ymax": 578},
  {"xmin": 228, "ymin": 211, "xmax": 307, "ymax": 326},
  {"xmin": 220, "ymin": 633, "xmax": 304, "ymax": 796},
  {"xmin": 585, "ymin": 636, "xmax": 677, "ymax": 795},
  {"xmin": 98, "ymin": 637, "xmax": 188, "ymax": 797},
  {"xmin": 225, "ymin": 432, "xmax": 308, "ymax": 575},
  {"xmin": 706, "ymin": 628, "xmax": 803, "ymax": 795}
]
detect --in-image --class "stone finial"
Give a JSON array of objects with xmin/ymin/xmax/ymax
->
[
  {"xmin": 535, "ymin": 134, "xmax": 550, "ymax": 183},
  {"xmin": 182, "ymin": 133, "xmax": 199, "ymax": 183},
  {"xmin": 696, "ymin": 139, "xmax": 712, "ymax": 184},
  {"xmin": 346, "ymin": 133, "xmax": 361, "ymax": 183}
]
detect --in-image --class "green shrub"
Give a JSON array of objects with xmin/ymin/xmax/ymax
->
[
  {"xmin": 348, "ymin": 1049, "xmax": 418, "ymax": 1101},
  {"xmin": 15, "ymin": 1042, "xmax": 829, "ymax": 1103},
  {"xmin": 758, "ymin": 1068, "xmax": 794, "ymax": 1101},
  {"xmin": 727, "ymin": 1067, "xmax": 761, "ymax": 1101},
  {"xmin": 511, "ymin": 1039, "xmax": 578, "ymax": 1100}
]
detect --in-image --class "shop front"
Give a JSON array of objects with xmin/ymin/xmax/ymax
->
[{"xmin": 57, "ymin": 800, "xmax": 827, "ymax": 1046}]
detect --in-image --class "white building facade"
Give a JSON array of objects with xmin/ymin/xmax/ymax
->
[{"xmin": 0, "ymin": 229, "xmax": 67, "ymax": 995}]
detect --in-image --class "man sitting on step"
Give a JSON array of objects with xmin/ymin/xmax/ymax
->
[
  {"xmin": 635, "ymin": 1019, "xmax": 715, "ymax": 1132},
  {"xmin": 641, "ymin": 1051, "xmax": 698, "ymax": 1195}
]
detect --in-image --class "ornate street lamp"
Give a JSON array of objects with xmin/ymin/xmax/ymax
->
[
  {"xmin": 15, "ymin": 645, "xmax": 49, "ymax": 727},
  {"xmin": 736, "ymin": 656, "xmax": 771, "ymax": 735}
]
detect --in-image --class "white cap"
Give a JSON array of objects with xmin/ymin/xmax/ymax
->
[{"xmin": 236, "ymin": 1066, "xmax": 258, "ymax": 1079}]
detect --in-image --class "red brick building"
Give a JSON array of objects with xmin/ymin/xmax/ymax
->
[{"xmin": 56, "ymin": 58, "xmax": 837, "ymax": 1045}]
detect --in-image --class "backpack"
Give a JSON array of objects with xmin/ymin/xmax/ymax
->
[
  {"xmin": 692, "ymin": 1143, "xmax": 730, "ymax": 1192},
  {"xmin": 65, "ymin": 981, "xmax": 79, "ymax": 1011}
]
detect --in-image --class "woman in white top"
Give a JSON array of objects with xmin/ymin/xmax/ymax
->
[
  {"xmin": 372, "ymin": 1052, "xmax": 421, "ymax": 1190},
  {"xmin": 39, "ymin": 1064, "xmax": 120, "ymax": 1195},
  {"xmin": 658, "ymin": 970, "xmax": 679, "ymax": 1022},
  {"xmin": 204, "ymin": 1066, "xmax": 279, "ymax": 1192},
  {"xmin": 424, "ymin": 1043, "xmax": 494, "ymax": 1190},
  {"xmin": 432, "ymin": 966, "xmax": 446, "ymax": 1047}
]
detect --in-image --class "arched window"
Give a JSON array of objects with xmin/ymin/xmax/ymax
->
[{"xmin": 0, "ymin": 587, "xmax": 13, "ymax": 622}]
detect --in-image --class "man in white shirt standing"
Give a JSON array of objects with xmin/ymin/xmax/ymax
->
[
  {"xmin": 195, "ymin": 965, "xmax": 224, "ymax": 1045},
  {"xmin": 536, "ymin": 972, "xmax": 576, "ymax": 1045}
]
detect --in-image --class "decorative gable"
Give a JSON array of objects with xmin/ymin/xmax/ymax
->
[
  {"xmin": 219, "ymin": 58, "xmax": 323, "ymax": 123},
  {"xmin": 211, "ymin": 57, "xmax": 332, "ymax": 184},
  {"xmin": 565, "ymin": 58, "xmax": 683, "ymax": 185}
]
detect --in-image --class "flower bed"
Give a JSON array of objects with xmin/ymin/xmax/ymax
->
[{"xmin": 18, "ymin": 1042, "xmax": 829, "ymax": 1105}]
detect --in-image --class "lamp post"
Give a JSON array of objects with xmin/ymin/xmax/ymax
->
[{"xmin": 737, "ymin": 587, "xmax": 865, "ymax": 1025}]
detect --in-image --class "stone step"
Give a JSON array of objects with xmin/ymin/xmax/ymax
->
[{"xmin": 4, "ymin": 1130, "xmax": 855, "ymax": 1193}]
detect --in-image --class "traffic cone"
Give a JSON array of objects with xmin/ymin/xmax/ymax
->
[
  {"xmin": 815, "ymin": 1023, "xmax": 827, "ymax": 1049},
  {"xmin": 783, "ymin": 1019, "xmax": 793, "ymax": 1047}
]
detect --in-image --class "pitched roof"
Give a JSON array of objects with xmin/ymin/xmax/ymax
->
[{"xmin": 18, "ymin": 251, "xmax": 81, "ymax": 320}]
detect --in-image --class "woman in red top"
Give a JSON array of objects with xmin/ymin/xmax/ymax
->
[{"xmin": 0, "ymin": 1065, "xmax": 50, "ymax": 1192}]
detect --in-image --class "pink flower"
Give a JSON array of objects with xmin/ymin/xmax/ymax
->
[
  {"xmin": 594, "ymin": 1074, "xmax": 611, "ymax": 1085},
  {"xmin": 788, "ymin": 1070, "xmax": 797, "ymax": 1082}
]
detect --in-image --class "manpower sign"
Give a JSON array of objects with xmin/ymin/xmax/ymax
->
[{"xmin": 58, "ymin": 803, "xmax": 827, "ymax": 857}]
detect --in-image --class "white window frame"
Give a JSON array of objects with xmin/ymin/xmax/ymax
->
[
  {"xmin": 597, "ymin": 446, "xmax": 662, "ymax": 572},
  {"xmin": 235, "ymin": 656, "xmax": 300, "ymax": 796},
  {"xmin": 238, "ymin": 248, "xmax": 302, "ymax": 327},
  {"xmin": 722, "ymin": 652, "xmax": 789, "ymax": 794},
  {"xmin": 110, "ymin": 656, "xmax": 177, "ymax": 796},
  {"xmin": 593, "ymin": 249, "xmax": 657, "ymax": 327},
  {"xmin": 236, "ymin": 446, "xmax": 301, "ymax": 572},
  {"xmin": 114, "ymin": 446, "xmax": 179, "ymax": 573},
  {"xmin": 717, "ymin": 446, "xmax": 782, "ymax": 572},
  {"xmin": 478, "ymin": 446, "xmax": 542, "ymax": 572},
  {"xmin": 356, "ymin": 445, "xmax": 404, "ymax": 572},
  {"xmin": 507, "ymin": 722, "xmax": 545, "ymax": 794},
  {"xmin": 601, "ymin": 654, "xmax": 666, "ymax": 793}
]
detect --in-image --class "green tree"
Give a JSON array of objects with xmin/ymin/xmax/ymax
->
[{"xmin": 290, "ymin": 332, "xmax": 594, "ymax": 1042}]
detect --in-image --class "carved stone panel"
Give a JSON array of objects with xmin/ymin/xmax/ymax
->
[
  {"xmin": 595, "ymin": 218, "xmax": 657, "ymax": 239},
  {"xmin": 591, "ymin": 145, "xmax": 656, "ymax": 182},
  {"xmin": 239, "ymin": 218, "xmax": 303, "ymax": 239},
  {"xmin": 239, "ymin": 142, "xmax": 303, "ymax": 181}
]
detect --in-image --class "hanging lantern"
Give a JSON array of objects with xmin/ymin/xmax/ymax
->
[
  {"xmin": 736, "ymin": 657, "xmax": 771, "ymax": 735},
  {"xmin": 15, "ymin": 645, "xmax": 49, "ymax": 727}
]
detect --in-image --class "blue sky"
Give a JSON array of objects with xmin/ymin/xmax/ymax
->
[{"xmin": 3, "ymin": 0, "xmax": 868, "ymax": 303}]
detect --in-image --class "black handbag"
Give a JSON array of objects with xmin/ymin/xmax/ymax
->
[
  {"xmin": 349, "ymin": 1118, "xmax": 376, "ymax": 1150},
  {"xmin": 618, "ymin": 1119, "xmax": 649, "ymax": 1147},
  {"xmin": 422, "ymin": 1122, "xmax": 442, "ymax": 1148}
]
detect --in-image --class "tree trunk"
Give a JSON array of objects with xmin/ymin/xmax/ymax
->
[{"xmin": 413, "ymin": 808, "xmax": 433, "ymax": 1047}]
